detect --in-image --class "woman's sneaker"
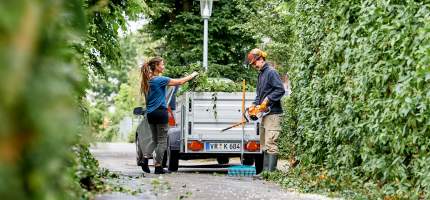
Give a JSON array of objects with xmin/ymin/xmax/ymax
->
[{"xmin": 154, "ymin": 166, "xmax": 170, "ymax": 174}]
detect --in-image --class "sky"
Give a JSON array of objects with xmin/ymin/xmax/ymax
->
[{"xmin": 119, "ymin": 16, "xmax": 148, "ymax": 37}]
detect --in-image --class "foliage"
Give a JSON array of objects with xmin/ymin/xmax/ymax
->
[
  {"xmin": 81, "ymin": 0, "xmax": 147, "ymax": 75},
  {"xmin": 244, "ymin": 0, "xmax": 430, "ymax": 199},
  {"xmin": 74, "ymin": 144, "xmax": 105, "ymax": 194},
  {"xmin": 87, "ymin": 31, "xmax": 147, "ymax": 105},
  {"xmin": 163, "ymin": 63, "xmax": 255, "ymax": 93},
  {"xmin": 143, "ymin": 0, "xmax": 259, "ymax": 84},
  {"xmin": 0, "ymin": 0, "xmax": 150, "ymax": 199},
  {"xmin": 87, "ymin": 32, "xmax": 146, "ymax": 142},
  {"xmin": 83, "ymin": 0, "xmax": 147, "ymax": 142},
  {"xmin": 74, "ymin": 144, "xmax": 139, "ymax": 198},
  {"xmin": 0, "ymin": 1, "xmax": 87, "ymax": 199},
  {"xmin": 235, "ymin": 0, "xmax": 291, "ymax": 75}
]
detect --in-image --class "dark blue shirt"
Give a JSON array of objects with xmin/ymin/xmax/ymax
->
[
  {"xmin": 147, "ymin": 76, "xmax": 171, "ymax": 113},
  {"xmin": 254, "ymin": 63, "xmax": 285, "ymax": 114}
]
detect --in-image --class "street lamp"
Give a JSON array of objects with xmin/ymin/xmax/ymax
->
[{"xmin": 198, "ymin": 0, "xmax": 216, "ymax": 71}]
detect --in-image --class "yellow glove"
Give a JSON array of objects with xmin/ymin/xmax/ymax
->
[{"xmin": 257, "ymin": 99, "xmax": 269, "ymax": 112}]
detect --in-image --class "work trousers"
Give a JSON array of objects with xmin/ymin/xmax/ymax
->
[{"xmin": 260, "ymin": 114, "xmax": 281, "ymax": 154}]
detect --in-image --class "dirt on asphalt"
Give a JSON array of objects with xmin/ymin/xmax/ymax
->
[{"xmin": 91, "ymin": 143, "xmax": 337, "ymax": 200}]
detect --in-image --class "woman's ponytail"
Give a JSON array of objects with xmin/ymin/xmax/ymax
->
[
  {"xmin": 140, "ymin": 63, "xmax": 151, "ymax": 95},
  {"xmin": 140, "ymin": 57, "xmax": 163, "ymax": 95}
]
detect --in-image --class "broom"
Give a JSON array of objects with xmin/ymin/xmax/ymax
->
[{"xmin": 227, "ymin": 80, "xmax": 256, "ymax": 177}]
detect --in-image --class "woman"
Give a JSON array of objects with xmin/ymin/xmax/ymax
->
[{"xmin": 140, "ymin": 57, "xmax": 198, "ymax": 174}]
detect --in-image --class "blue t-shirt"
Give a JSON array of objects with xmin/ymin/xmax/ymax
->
[{"xmin": 146, "ymin": 76, "xmax": 171, "ymax": 113}]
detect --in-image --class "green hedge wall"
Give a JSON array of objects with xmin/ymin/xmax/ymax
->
[
  {"xmin": 0, "ymin": 1, "xmax": 86, "ymax": 199},
  {"xmin": 280, "ymin": 0, "xmax": 430, "ymax": 198}
]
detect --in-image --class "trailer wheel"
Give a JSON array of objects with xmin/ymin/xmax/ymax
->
[
  {"xmin": 216, "ymin": 157, "xmax": 229, "ymax": 165},
  {"xmin": 162, "ymin": 150, "xmax": 167, "ymax": 168},
  {"xmin": 242, "ymin": 154, "xmax": 254, "ymax": 166},
  {"xmin": 167, "ymin": 146, "xmax": 179, "ymax": 171},
  {"xmin": 254, "ymin": 153, "xmax": 264, "ymax": 174}
]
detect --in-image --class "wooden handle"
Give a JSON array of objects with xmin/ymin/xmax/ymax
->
[
  {"xmin": 221, "ymin": 121, "xmax": 246, "ymax": 132},
  {"xmin": 242, "ymin": 80, "xmax": 246, "ymax": 127}
]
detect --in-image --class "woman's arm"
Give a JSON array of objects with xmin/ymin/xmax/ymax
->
[{"xmin": 168, "ymin": 71, "xmax": 199, "ymax": 86}]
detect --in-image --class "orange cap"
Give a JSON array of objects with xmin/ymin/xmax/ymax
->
[{"xmin": 245, "ymin": 48, "xmax": 267, "ymax": 65}]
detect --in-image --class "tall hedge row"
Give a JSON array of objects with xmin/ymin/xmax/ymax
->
[
  {"xmin": 0, "ymin": 0, "xmax": 146, "ymax": 199},
  {"xmin": 280, "ymin": 0, "xmax": 430, "ymax": 198},
  {"xmin": 0, "ymin": 1, "xmax": 86, "ymax": 199}
]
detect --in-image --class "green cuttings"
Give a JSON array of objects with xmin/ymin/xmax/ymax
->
[
  {"xmin": 164, "ymin": 63, "xmax": 255, "ymax": 93},
  {"xmin": 183, "ymin": 72, "xmax": 255, "ymax": 93},
  {"xmin": 74, "ymin": 144, "xmax": 121, "ymax": 198}
]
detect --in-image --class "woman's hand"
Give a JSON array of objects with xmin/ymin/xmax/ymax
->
[{"xmin": 190, "ymin": 71, "xmax": 199, "ymax": 78}]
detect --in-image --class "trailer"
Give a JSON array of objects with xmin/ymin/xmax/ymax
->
[{"xmin": 166, "ymin": 91, "xmax": 263, "ymax": 173}]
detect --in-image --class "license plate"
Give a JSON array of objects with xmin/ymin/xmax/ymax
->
[{"xmin": 205, "ymin": 143, "xmax": 241, "ymax": 152}]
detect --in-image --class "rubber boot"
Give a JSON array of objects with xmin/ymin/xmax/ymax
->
[
  {"xmin": 253, "ymin": 151, "xmax": 269, "ymax": 180},
  {"xmin": 266, "ymin": 153, "xmax": 278, "ymax": 172},
  {"xmin": 141, "ymin": 158, "xmax": 150, "ymax": 173},
  {"xmin": 262, "ymin": 151, "xmax": 270, "ymax": 171}
]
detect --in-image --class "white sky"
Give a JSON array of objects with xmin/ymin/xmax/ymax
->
[{"xmin": 119, "ymin": 16, "xmax": 149, "ymax": 37}]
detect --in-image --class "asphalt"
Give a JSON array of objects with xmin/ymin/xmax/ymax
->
[{"xmin": 91, "ymin": 143, "xmax": 338, "ymax": 200}]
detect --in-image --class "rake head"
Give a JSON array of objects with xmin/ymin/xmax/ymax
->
[{"xmin": 227, "ymin": 165, "xmax": 256, "ymax": 177}]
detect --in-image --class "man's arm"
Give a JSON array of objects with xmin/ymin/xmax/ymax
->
[
  {"xmin": 253, "ymin": 94, "xmax": 260, "ymax": 106},
  {"xmin": 253, "ymin": 77, "xmax": 261, "ymax": 105},
  {"xmin": 266, "ymin": 70, "xmax": 285, "ymax": 102}
]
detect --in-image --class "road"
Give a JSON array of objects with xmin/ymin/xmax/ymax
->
[{"xmin": 91, "ymin": 143, "xmax": 336, "ymax": 200}]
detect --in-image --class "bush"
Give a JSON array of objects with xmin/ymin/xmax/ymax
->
[{"xmin": 274, "ymin": 1, "xmax": 430, "ymax": 199}]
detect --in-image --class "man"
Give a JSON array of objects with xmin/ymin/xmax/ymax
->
[{"xmin": 245, "ymin": 48, "xmax": 285, "ymax": 172}]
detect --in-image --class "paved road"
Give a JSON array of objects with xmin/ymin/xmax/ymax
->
[{"xmin": 91, "ymin": 143, "xmax": 336, "ymax": 200}]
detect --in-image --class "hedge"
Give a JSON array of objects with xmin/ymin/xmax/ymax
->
[{"xmin": 278, "ymin": 0, "xmax": 430, "ymax": 199}]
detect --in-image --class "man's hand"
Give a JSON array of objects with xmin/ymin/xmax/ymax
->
[{"xmin": 257, "ymin": 99, "xmax": 269, "ymax": 112}]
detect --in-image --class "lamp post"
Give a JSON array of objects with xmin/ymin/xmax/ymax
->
[{"xmin": 198, "ymin": 0, "xmax": 215, "ymax": 71}]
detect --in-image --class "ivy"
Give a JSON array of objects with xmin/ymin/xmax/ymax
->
[{"xmin": 240, "ymin": 0, "xmax": 430, "ymax": 199}]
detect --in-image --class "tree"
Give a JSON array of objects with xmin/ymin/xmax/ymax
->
[
  {"xmin": 143, "ymin": 0, "xmax": 259, "ymax": 84},
  {"xmin": 87, "ymin": 31, "xmax": 151, "ymax": 141}
]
